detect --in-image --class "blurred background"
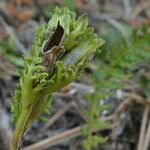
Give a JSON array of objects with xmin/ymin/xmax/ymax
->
[{"xmin": 0, "ymin": 0, "xmax": 150, "ymax": 150}]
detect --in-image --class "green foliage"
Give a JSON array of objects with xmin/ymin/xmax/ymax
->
[
  {"xmin": 119, "ymin": 25, "xmax": 150, "ymax": 70},
  {"xmin": 82, "ymin": 92, "xmax": 108, "ymax": 150},
  {"xmin": 44, "ymin": 5, "xmax": 55, "ymax": 18},
  {"xmin": 138, "ymin": 74, "xmax": 150, "ymax": 97},
  {"xmin": 82, "ymin": 24, "xmax": 150, "ymax": 150},
  {"xmin": 0, "ymin": 37, "xmax": 23, "ymax": 66},
  {"xmin": 11, "ymin": 7, "xmax": 104, "ymax": 150},
  {"xmin": 63, "ymin": 0, "xmax": 75, "ymax": 11},
  {"xmin": 94, "ymin": 24, "xmax": 150, "ymax": 91}
]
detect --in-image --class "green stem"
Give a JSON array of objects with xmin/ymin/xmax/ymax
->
[
  {"xmin": 10, "ymin": 108, "xmax": 32, "ymax": 150},
  {"xmin": 87, "ymin": 96, "xmax": 97, "ymax": 150},
  {"xmin": 87, "ymin": 116, "xmax": 92, "ymax": 150},
  {"xmin": 10, "ymin": 92, "xmax": 49, "ymax": 150}
]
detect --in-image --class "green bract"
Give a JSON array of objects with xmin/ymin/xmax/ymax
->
[{"xmin": 11, "ymin": 7, "xmax": 105, "ymax": 150}]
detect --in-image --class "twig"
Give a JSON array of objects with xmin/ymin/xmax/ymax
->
[
  {"xmin": 115, "ymin": 97, "xmax": 133, "ymax": 115},
  {"xmin": 123, "ymin": 92, "xmax": 147, "ymax": 104},
  {"xmin": 42, "ymin": 101, "xmax": 76, "ymax": 130},
  {"xmin": 137, "ymin": 106, "xmax": 149, "ymax": 150},
  {"xmin": 23, "ymin": 115, "xmax": 115, "ymax": 150},
  {"xmin": 0, "ymin": 15, "xmax": 27, "ymax": 55},
  {"xmin": 131, "ymin": 0, "xmax": 150, "ymax": 19},
  {"xmin": 115, "ymin": 92, "xmax": 149, "ymax": 117},
  {"xmin": 23, "ymin": 126, "xmax": 82, "ymax": 150}
]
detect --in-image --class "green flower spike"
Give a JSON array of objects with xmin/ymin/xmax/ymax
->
[{"xmin": 10, "ymin": 7, "xmax": 105, "ymax": 150}]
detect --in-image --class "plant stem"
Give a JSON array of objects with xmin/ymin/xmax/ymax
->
[
  {"xmin": 10, "ymin": 109, "xmax": 32, "ymax": 150},
  {"xmin": 87, "ymin": 96, "xmax": 97, "ymax": 150}
]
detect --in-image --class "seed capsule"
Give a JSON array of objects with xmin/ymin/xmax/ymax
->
[{"xmin": 42, "ymin": 21, "xmax": 64, "ymax": 74}]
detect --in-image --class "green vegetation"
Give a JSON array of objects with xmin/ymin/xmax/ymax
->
[
  {"xmin": 10, "ymin": 7, "xmax": 104, "ymax": 150},
  {"xmin": 0, "ymin": 37, "xmax": 23, "ymax": 66},
  {"xmin": 82, "ymin": 24, "xmax": 150, "ymax": 150},
  {"xmin": 82, "ymin": 92, "xmax": 108, "ymax": 150}
]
